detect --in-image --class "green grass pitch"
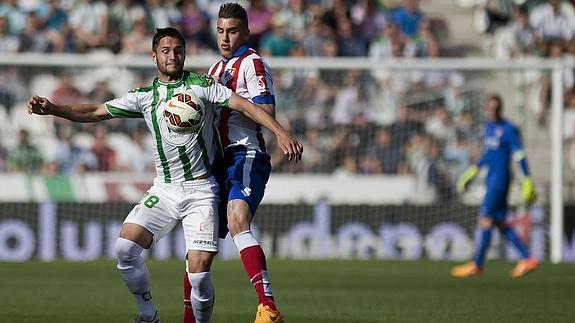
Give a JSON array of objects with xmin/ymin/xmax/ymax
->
[{"xmin": 1, "ymin": 259, "xmax": 574, "ymax": 323}]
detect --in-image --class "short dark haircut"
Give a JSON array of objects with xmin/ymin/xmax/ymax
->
[
  {"xmin": 218, "ymin": 3, "xmax": 248, "ymax": 29},
  {"xmin": 152, "ymin": 27, "xmax": 185, "ymax": 52}
]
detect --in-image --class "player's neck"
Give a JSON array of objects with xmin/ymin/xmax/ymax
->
[{"xmin": 159, "ymin": 71, "xmax": 184, "ymax": 83}]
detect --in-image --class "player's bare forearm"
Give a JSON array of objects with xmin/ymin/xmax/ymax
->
[
  {"xmin": 228, "ymin": 94, "xmax": 303, "ymax": 162},
  {"xmin": 228, "ymin": 93, "xmax": 280, "ymax": 133},
  {"xmin": 259, "ymin": 103, "xmax": 276, "ymax": 118},
  {"xmin": 27, "ymin": 95, "xmax": 112, "ymax": 123}
]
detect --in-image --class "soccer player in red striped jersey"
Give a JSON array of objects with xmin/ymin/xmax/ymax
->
[{"xmin": 182, "ymin": 3, "xmax": 290, "ymax": 323}]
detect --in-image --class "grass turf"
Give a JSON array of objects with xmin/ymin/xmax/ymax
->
[{"xmin": 0, "ymin": 259, "xmax": 573, "ymax": 323}]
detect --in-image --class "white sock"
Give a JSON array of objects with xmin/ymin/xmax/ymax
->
[
  {"xmin": 115, "ymin": 237, "xmax": 157, "ymax": 320},
  {"xmin": 232, "ymin": 230, "xmax": 259, "ymax": 252},
  {"xmin": 187, "ymin": 271, "xmax": 215, "ymax": 323}
]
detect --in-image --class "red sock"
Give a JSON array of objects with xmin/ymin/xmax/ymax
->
[
  {"xmin": 240, "ymin": 245, "xmax": 276, "ymax": 311},
  {"xmin": 183, "ymin": 271, "xmax": 195, "ymax": 323}
]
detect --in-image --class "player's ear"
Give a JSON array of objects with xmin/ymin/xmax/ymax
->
[{"xmin": 151, "ymin": 51, "xmax": 157, "ymax": 65}]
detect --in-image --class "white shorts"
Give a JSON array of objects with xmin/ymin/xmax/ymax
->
[{"xmin": 124, "ymin": 176, "xmax": 220, "ymax": 252}]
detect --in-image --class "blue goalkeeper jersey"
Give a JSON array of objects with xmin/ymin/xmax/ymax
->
[{"xmin": 477, "ymin": 119, "xmax": 524, "ymax": 189}]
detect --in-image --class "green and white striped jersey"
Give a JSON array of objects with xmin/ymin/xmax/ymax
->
[{"xmin": 105, "ymin": 71, "xmax": 232, "ymax": 183}]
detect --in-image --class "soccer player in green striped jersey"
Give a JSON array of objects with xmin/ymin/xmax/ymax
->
[{"xmin": 27, "ymin": 27, "xmax": 302, "ymax": 323}]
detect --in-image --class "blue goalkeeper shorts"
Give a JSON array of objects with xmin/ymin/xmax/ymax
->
[
  {"xmin": 214, "ymin": 146, "xmax": 271, "ymax": 238},
  {"xmin": 480, "ymin": 184, "xmax": 509, "ymax": 221}
]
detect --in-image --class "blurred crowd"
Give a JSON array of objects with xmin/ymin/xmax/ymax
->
[
  {"xmin": 472, "ymin": 0, "xmax": 575, "ymax": 125},
  {"xmin": 0, "ymin": 0, "xmax": 574, "ymax": 201}
]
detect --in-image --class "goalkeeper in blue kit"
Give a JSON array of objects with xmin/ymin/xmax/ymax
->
[{"xmin": 451, "ymin": 94, "xmax": 538, "ymax": 278}]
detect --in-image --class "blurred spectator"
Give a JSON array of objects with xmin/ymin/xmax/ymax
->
[
  {"xmin": 502, "ymin": 5, "xmax": 539, "ymax": 58},
  {"xmin": 121, "ymin": 17, "xmax": 153, "ymax": 54},
  {"xmin": 301, "ymin": 16, "xmax": 329, "ymax": 56},
  {"xmin": 0, "ymin": 67, "xmax": 27, "ymax": 111},
  {"xmin": 424, "ymin": 137, "xmax": 453, "ymax": 200},
  {"xmin": 372, "ymin": 36, "xmax": 421, "ymax": 115},
  {"xmin": 68, "ymin": 0, "xmax": 110, "ymax": 52},
  {"xmin": 369, "ymin": 23, "xmax": 417, "ymax": 59},
  {"xmin": 331, "ymin": 70, "xmax": 366, "ymax": 125},
  {"xmin": 389, "ymin": 0, "xmax": 424, "ymax": 38},
  {"xmin": 260, "ymin": 16, "xmax": 296, "ymax": 56},
  {"xmin": 0, "ymin": 0, "xmax": 27, "ymax": 36},
  {"xmin": 425, "ymin": 105, "xmax": 456, "ymax": 143},
  {"xmin": 42, "ymin": 0, "xmax": 68, "ymax": 33},
  {"xmin": 109, "ymin": 0, "xmax": 146, "ymax": 35},
  {"xmin": 6, "ymin": 129, "xmax": 44, "ymax": 173},
  {"xmin": 40, "ymin": 0, "xmax": 73, "ymax": 52},
  {"xmin": 481, "ymin": 0, "xmax": 514, "ymax": 35},
  {"xmin": 144, "ymin": 0, "xmax": 179, "ymax": 29},
  {"xmin": 529, "ymin": 0, "xmax": 575, "ymax": 41},
  {"xmin": 321, "ymin": 0, "xmax": 350, "ymax": 34},
  {"xmin": 333, "ymin": 154, "xmax": 358, "ymax": 177},
  {"xmin": 443, "ymin": 130, "xmax": 471, "ymax": 180},
  {"xmin": 276, "ymin": 0, "xmax": 310, "ymax": 41},
  {"xmin": 246, "ymin": 0, "xmax": 273, "ymax": 50},
  {"xmin": 537, "ymin": 40, "xmax": 575, "ymax": 126},
  {"xmin": 91, "ymin": 126, "xmax": 117, "ymax": 171},
  {"xmin": 0, "ymin": 15, "xmax": 20, "ymax": 52},
  {"xmin": 390, "ymin": 105, "xmax": 423, "ymax": 151},
  {"xmin": 88, "ymin": 79, "xmax": 116, "ymax": 102},
  {"xmin": 18, "ymin": 11, "xmax": 51, "ymax": 52},
  {"xmin": 51, "ymin": 71, "xmax": 86, "ymax": 106},
  {"xmin": 367, "ymin": 126, "xmax": 403, "ymax": 174},
  {"xmin": 453, "ymin": 109, "xmax": 479, "ymax": 143},
  {"xmin": 174, "ymin": 0, "xmax": 212, "ymax": 51},
  {"xmin": 335, "ymin": 17, "xmax": 367, "ymax": 56},
  {"xmin": 53, "ymin": 127, "xmax": 97, "ymax": 175},
  {"xmin": 116, "ymin": 129, "xmax": 154, "ymax": 174},
  {"xmin": 419, "ymin": 41, "xmax": 465, "ymax": 114},
  {"xmin": 350, "ymin": 0, "xmax": 387, "ymax": 46},
  {"xmin": 299, "ymin": 127, "xmax": 329, "ymax": 172}
]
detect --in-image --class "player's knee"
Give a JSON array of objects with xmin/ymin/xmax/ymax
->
[
  {"xmin": 478, "ymin": 217, "xmax": 494, "ymax": 229},
  {"xmin": 226, "ymin": 208, "xmax": 251, "ymax": 235},
  {"xmin": 186, "ymin": 251, "xmax": 215, "ymax": 272},
  {"xmin": 115, "ymin": 237, "xmax": 143, "ymax": 262}
]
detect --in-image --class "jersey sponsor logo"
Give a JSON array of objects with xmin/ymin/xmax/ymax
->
[
  {"xmin": 485, "ymin": 136, "xmax": 500, "ymax": 149},
  {"xmin": 257, "ymin": 75, "xmax": 267, "ymax": 91},
  {"xmin": 241, "ymin": 186, "xmax": 252, "ymax": 197},
  {"xmin": 192, "ymin": 239, "xmax": 217, "ymax": 246},
  {"xmin": 199, "ymin": 221, "xmax": 214, "ymax": 233}
]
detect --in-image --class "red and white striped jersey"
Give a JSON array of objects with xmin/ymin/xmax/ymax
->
[{"xmin": 208, "ymin": 45, "xmax": 275, "ymax": 152}]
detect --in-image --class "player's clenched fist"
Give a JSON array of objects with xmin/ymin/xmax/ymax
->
[
  {"xmin": 27, "ymin": 95, "xmax": 54, "ymax": 115},
  {"xmin": 277, "ymin": 133, "xmax": 303, "ymax": 163}
]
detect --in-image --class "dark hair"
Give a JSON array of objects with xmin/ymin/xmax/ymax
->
[
  {"xmin": 218, "ymin": 3, "xmax": 248, "ymax": 29},
  {"xmin": 489, "ymin": 94, "xmax": 503, "ymax": 110},
  {"xmin": 152, "ymin": 27, "xmax": 185, "ymax": 52}
]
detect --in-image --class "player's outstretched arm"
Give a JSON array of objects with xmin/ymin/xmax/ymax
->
[
  {"xmin": 513, "ymin": 151, "xmax": 536, "ymax": 205},
  {"xmin": 228, "ymin": 92, "xmax": 303, "ymax": 162},
  {"xmin": 456, "ymin": 165, "xmax": 478, "ymax": 193},
  {"xmin": 27, "ymin": 95, "xmax": 113, "ymax": 123}
]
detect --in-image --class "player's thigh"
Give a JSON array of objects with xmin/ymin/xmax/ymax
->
[
  {"xmin": 124, "ymin": 186, "xmax": 179, "ymax": 245},
  {"xmin": 480, "ymin": 186, "xmax": 508, "ymax": 220},
  {"xmin": 180, "ymin": 178, "xmax": 220, "ymax": 253},
  {"xmin": 225, "ymin": 149, "xmax": 271, "ymax": 215}
]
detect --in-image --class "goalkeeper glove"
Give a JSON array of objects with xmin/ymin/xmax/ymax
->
[
  {"xmin": 521, "ymin": 177, "xmax": 536, "ymax": 205},
  {"xmin": 457, "ymin": 165, "xmax": 478, "ymax": 193}
]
